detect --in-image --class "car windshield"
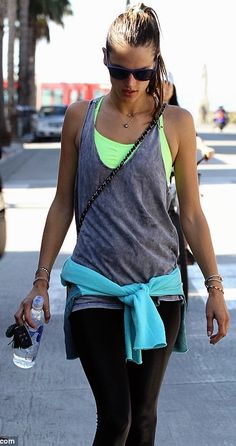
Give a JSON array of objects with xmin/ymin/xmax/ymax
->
[{"xmin": 39, "ymin": 106, "xmax": 66, "ymax": 117}]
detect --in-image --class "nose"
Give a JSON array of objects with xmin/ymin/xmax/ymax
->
[{"xmin": 126, "ymin": 72, "xmax": 136, "ymax": 85}]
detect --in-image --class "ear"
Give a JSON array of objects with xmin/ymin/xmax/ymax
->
[{"xmin": 102, "ymin": 47, "xmax": 108, "ymax": 66}]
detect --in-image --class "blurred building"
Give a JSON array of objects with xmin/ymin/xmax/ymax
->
[
  {"xmin": 3, "ymin": 80, "xmax": 110, "ymax": 109},
  {"xmin": 36, "ymin": 82, "xmax": 110, "ymax": 108}
]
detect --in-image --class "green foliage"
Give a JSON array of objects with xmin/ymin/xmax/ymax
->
[
  {"xmin": 29, "ymin": 0, "xmax": 73, "ymax": 26},
  {"xmin": 28, "ymin": 0, "xmax": 73, "ymax": 43}
]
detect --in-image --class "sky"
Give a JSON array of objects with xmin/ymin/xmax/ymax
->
[{"xmin": 3, "ymin": 0, "xmax": 236, "ymax": 119}]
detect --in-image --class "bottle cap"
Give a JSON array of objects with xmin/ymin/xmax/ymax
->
[{"xmin": 32, "ymin": 295, "xmax": 44, "ymax": 310}]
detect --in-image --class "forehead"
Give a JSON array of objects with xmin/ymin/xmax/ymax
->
[{"xmin": 108, "ymin": 44, "xmax": 155, "ymax": 68}]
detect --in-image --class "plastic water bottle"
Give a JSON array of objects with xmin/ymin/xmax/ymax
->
[{"xmin": 13, "ymin": 295, "xmax": 44, "ymax": 369}]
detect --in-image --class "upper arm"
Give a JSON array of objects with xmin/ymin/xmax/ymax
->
[
  {"xmin": 172, "ymin": 108, "xmax": 201, "ymax": 217},
  {"xmin": 55, "ymin": 101, "xmax": 89, "ymax": 209}
]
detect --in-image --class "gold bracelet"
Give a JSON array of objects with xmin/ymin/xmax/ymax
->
[
  {"xmin": 33, "ymin": 276, "xmax": 49, "ymax": 289},
  {"xmin": 35, "ymin": 266, "xmax": 50, "ymax": 278},
  {"xmin": 205, "ymin": 274, "xmax": 223, "ymax": 285},
  {"xmin": 206, "ymin": 285, "xmax": 224, "ymax": 294},
  {"xmin": 204, "ymin": 278, "xmax": 222, "ymax": 286}
]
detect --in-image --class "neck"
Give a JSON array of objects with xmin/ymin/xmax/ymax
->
[{"xmin": 108, "ymin": 93, "xmax": 155, "ymax": 117}]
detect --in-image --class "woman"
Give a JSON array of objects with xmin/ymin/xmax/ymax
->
[
  {"xmin": 15, "ymin": 4, "xmax": 229, "ymax": 445},
  {"xmin": 163, "ymin": 70, "xmax": 179, "ymax": 105}
]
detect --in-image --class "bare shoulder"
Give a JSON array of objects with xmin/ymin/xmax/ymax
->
[
  {"xmin": 64, "ymin": 100, "xmax": 90, "ymax": 130},
  {"xmin": 61, "ymin": 100, "xmax": 90, "ymax": 149},
  {"xmin": 65, "ymin": 100, "xmax": 90, "ymax": 118},
  {"xmin": 164, "ymin": 104, "xmax": 196, "ymax": 143},
  {"xmin": 162, "ymin": 105, "xmax": 197, "ymax": 162},
  {"xmin": 164, "ymin": 104, "xmax": 195, "ymax": 129}
]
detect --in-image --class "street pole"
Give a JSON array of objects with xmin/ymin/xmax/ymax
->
[{"xmin": 126, "ymin": 0, "xmax": 131, "ymax": 9}]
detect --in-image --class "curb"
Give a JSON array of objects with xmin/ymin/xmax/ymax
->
[
  {"xmin": 196, "ymin": 123, "xmax": 236, "ymax": 134},
  {"xmin": 0, "ymin": 141, "xmax": 31, "ymax": 183},
  {"xmin": 0, "ymin": 141, "xmax": 24, "ymax": 164}
]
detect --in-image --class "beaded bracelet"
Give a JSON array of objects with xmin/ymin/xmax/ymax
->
[
  {"xmin": 206, "ymin": 284, "xmax": 224, "ymax": 294},
  {"xmin": 33, "ymin": 276, "xmax": 49, "ymax": 289},
  {"xmin": 35, "ymin": 266, "xmax": 50, "ymax": 278}
]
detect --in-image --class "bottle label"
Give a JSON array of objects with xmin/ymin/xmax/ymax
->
[{"xmin": 28, "ymin": 325, "xmax": 43, "ymax": 344}]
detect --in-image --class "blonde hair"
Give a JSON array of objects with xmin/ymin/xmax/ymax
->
[{"xmin": 106, "ymin": 3, "xmax": 167, "ymax": 112}]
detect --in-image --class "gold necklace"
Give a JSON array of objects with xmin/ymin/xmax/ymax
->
[
  {"xmin": 109, "ymin": 98, "xmax": 136, "ymax": 128},
  {"xmin": 123, "ymin": 113, "xmax": 135, "ymax": 128}
]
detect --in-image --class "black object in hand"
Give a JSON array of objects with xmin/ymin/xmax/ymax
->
[{"xmin": 6, "ymin": 323, "xmax": 32, "ymax": 349}]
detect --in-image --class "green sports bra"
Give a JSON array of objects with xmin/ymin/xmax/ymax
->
[{"xmin": 94, "ymin": 97, "xmax": 172, "ymax": 183}]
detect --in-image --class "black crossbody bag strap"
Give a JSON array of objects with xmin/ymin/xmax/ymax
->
[{"xmin": 78, "ymin": 103, "xmax": 167, "ymax": 231}]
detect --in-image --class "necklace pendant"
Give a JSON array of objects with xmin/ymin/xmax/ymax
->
[{"xmin": 124, "ymin": 123, "xmax": 129, "ymax": 128}]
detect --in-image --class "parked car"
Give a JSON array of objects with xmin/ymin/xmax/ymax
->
[
  {"xmin": 31, "ymin": 105, "xmax": 67, "ymax": 141},
  {"xmin": 0, "ymin": 174, "xmax": 6, "ymax": 258}
]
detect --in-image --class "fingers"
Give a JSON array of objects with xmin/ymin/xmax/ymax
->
[
  {"xmin": 206, "ymin": 312, "xmax": 230, "ymax": 345},
  {"xmin": 209, "ymin": 328, "xmax": 226, "ymax": 345},
  {"xmin": 14, "ymin": 292, "xmax": 51, "ymax": 328},
  {"xmin": 43, "ymin": 303, "xmax": 51, "ymax": 324},
  {"xmin": 14, "ymin": 303, "xmax": 24, "ymax": 326},
  {"xmin": 14, "ymin": 300, "xmax": 36, "ymax": 329},
  {"xmin": 206, "ymin": 314, "xmax": 213, "ymax": 338}
]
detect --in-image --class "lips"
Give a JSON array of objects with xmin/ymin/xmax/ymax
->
[{"xmin": 122, "ymin": 88, "xmax": 136, "ymax": 96}]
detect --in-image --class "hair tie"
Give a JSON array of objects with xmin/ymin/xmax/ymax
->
[{"xmin": 131, "ymin": 4, "xmax": 144, "ymax": 14}]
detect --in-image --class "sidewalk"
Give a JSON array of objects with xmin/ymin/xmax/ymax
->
[
  {"xmin": 0, "ymin": 133, "xmax": 35, "ymax": 165},
  {"xmin": 0, "ymin": 275, "xmax": 235, "ymax": 446},
  {"xmin": 196, "ymin": 122, "xmax": 236, "ymax": 134},
  {"xmin": 157, "ymin": 293, "xmax": 235, "ymax": 446},
  {"xmin": 0, "ymin": 137, "xmax": 34, "ymax": 182},
  {"xmin": 1, "ymin": 140, "xmax": 23, "ymax": 160}
]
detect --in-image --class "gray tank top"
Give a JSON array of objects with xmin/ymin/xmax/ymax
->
[{"xmin": 71, "ymin": 99, "xmax": 179, "ymax": 293}]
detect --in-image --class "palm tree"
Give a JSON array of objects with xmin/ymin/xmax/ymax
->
[
  {"xmin": 7, "ymin": 0, "xmax": 17, "ymax": 133},
  {"xmin": 18, "ymin": 0, "xmax": 30, "ymax": 105},
  {"xmin": 28, "ymin": 0, "xmax": 72, "ymax": 106},
  {"xmin": 12, "ymin": 0, "xmax": 73, "ymax": 109},
  {"xmin": 27, "ymin": 16, "xmax": 49, "ymax": 107},
  {"xmin": 18, "ymin": 0, "xmax": 72, "ymax": 107},
  {"xmin": 0, "ymin": 0, "xmax": 10, "ymax": 150}
]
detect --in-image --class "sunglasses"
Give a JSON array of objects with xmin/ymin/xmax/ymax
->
[{"xmin": 106, "ymin": 63, "xmax": 157, "ymax": 81}]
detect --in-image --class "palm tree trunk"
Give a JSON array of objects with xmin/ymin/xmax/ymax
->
[
  {"xmin": 18, "ymin": 0, "xmax": 30, "ymax": 105},
  {"xmin": 7, "ymin": 0, "xmax": 17, "ymax": 134},
  {"xmin": 0, "ymin": 0, "xmax": 10, "ymax": 151},
  {"xmin": 28, "ymin": 23, "xmax": 36, "ymax": 107}
]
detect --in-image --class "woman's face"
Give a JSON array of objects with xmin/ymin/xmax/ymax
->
[
  {"xmin": 163, "ymin": 81, "xmax": 174, "ymax": 103},
  {"xmin": 104, "ymin": 44, "xmax": 156, "ymax": 102}
]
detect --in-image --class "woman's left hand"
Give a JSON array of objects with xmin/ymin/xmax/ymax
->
[{"xmin": 205, "ymin": 292, "xmax": 230, "ymax": 344}]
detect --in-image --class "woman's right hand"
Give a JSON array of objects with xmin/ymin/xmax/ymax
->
[{"xmin": 14, "ymin": 283, "xmax": 51, "ymax": 329}]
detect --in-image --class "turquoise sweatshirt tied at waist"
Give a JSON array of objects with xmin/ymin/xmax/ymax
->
[{"xmin": 61, "ymin": 257, "xmax": 188, "ymax": 364}]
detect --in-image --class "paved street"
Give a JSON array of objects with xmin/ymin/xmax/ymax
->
[{"xmin": 0, "ymin": 128, "xmax": 236, "ymax": 446}]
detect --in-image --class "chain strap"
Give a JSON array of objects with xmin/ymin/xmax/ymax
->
[{"xmin": 78, "ymin": 103, "xmax": 167, "ymax": 231}]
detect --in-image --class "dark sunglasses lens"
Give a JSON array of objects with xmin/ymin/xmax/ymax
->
[
  {"xmin": 108, "ymin": 67, "xmax": 129, "ymax": 80},
  {"xmin": 134, "ymin": 69, "xmax": 155, "ymax": 81},
  {"xmin": 108, "ymin": 66, "xmax": 155, "ymax": 81}
]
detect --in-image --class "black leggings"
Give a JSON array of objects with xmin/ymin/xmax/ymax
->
[{"xmin": 69, "ymin": 301, "xmax": 181, "ymax": 446}]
